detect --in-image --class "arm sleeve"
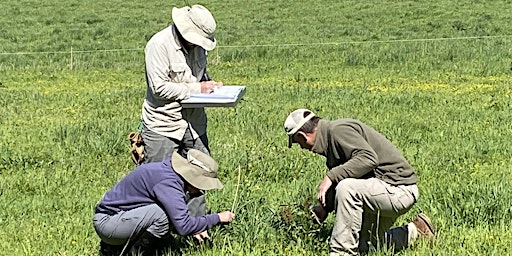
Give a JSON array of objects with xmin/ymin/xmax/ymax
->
[
  {"xmin": 326, "ymin": 126, "xmax": 379, "ymax": 183},
  {"xmin": 145, "ymin": 42, "xmax": 201, "ymax": 101},
  {"xmin": 153, "ymin": 181, "xmax": 220, "ymax": 236}
]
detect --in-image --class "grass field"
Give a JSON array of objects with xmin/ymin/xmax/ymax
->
[{"xmin": 1, "ymin": 0, "xmax": 511, "ymax": 255}]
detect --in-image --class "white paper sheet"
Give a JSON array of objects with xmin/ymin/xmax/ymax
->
[{"xmin": 181, "ymin": 85, "xmax": 246, "ymax": 108}]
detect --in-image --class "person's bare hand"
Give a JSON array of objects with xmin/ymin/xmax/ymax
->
[
  {"xmin": 218, "ymin": 211, "xmax": 235, "ymax": 223},
  {"xmin": 200, "ymin": 81, "xmax": 223, "ymax": 94},
  {"xmin": 317, "ymin": 176, "xmax": 333, "ymax": 207},
  {"xmin": 192, "ymin": 230, "xmax": 210, "ymax": 242},
  {"xmin": 200, "ymin": 81, "xmax": 215, "ymax": 93}
]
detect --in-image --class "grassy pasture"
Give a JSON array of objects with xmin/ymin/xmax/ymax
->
[{"xmin": 1, "ymin": 0, "xmax": 512, "ymax": 255}]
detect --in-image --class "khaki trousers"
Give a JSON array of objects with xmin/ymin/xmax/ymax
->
[{"xmin": 329, "ymin": 178, "xmax": 419, "ymax": 256}]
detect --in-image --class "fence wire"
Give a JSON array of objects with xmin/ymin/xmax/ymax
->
[{"xmin": 1, "ymin": 35, "xmax": 511, "ymax": 56}]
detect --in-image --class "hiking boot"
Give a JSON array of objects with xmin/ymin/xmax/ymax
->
[
  {"xmin": 412, "ymin": 213, "xmax": 436, "ymax": 242},
  {"xmin": 310, "ymin": 205, "xmax": 328, "ymax": 225}
]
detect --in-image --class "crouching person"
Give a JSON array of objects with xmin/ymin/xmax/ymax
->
[
  {"xmin": 284, "ymin": 109, "xmax": 435, "ymax": 255},
  {"xmin": 93, "ymin": 149, "xmax": 235, "ymax": 256}
]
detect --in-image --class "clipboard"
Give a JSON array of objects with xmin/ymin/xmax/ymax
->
[{"xmin": 181, "ymin": 85, "xmax": 246, "ymax": 108}]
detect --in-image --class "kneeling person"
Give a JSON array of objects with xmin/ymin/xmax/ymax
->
[
  {"xmin": 284, "ymin": 109, "xmax": 435, "ymax": 255},
  {"xmin": 93, "ymin": 149, "xmax": 234, "ymax": 255}
]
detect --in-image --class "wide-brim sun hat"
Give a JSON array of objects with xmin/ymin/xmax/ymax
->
[
  {"xmin": 171, "ymin": 149, "xmax": 223, "ymax": 190},
  {"xmin": 172, "ymin": 5, "xmax": 217, "ymax": 51},
  {"xmin": 284, "ymin": 108, "xmax": 316, "ymax": 148}
]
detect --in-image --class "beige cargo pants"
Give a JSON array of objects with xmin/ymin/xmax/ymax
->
[{"xmin": 329, "ymin": 178, "xmax": 419, "ymax": 256}]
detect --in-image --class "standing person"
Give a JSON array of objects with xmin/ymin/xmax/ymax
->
[
  {"xmin": 284, "ymin": 108, "xmax": 435, "ymax": 256},
  {"xmin": 93, "ymin": 149, "xmax": 235, "ymax": 256},
  {"xmin": 141, "ymin": 3, "xmax": 222, "ymax": 162},
  {"xmin": 140, "ymin": 4, "xmax": 223, "ymax": 238}
]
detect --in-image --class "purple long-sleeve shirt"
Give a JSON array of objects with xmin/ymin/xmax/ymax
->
[{"xmin": 95, "ymin": 158, "xmax": 220, "ymax": 236}]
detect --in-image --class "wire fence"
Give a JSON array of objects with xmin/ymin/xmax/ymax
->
[
  {"xmin": 1, "ymin": 35, "xmax": 510, "ymax": 72},
  {"xmin": 1, "ymin": 35, "xmax": 511, "ymax": 56}
]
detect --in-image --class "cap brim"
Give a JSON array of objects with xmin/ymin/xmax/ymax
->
[{"xmin": 171, "ymin": 152, "xmax": 223, "ymax": 190}]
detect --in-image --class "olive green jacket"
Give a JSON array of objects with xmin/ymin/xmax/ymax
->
[{"xmin": 311, "ymin": 119, "xmax": 417, "ymax": 185}]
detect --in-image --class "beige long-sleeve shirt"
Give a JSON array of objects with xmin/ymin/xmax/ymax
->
[
  {"xmin": 141, "ymin": 25, "xmax": 208, "ymax": 140},
  {"xmin": 312, "ymin": 119, "xmax": 417, "ymax": 186}
]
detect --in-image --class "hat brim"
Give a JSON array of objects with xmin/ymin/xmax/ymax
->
[
  {"xmin": 171, "ymin": 152, "xmax": 223, "ymax": 190},
  {"xmin": 172, "ymin": 7, "xmax": 217, "ymax": 51}
]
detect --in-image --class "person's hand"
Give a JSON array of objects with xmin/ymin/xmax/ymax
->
[
  {"xmin": 200, "ymin": 81, "xmax": 215, "ymax": 94},
  {"xmin": 192, "ymin": 230, "xmax": 210, "ymax": 242},
  {"xmin": 218, "ymin": 211, "xmax": 235, "ymax": 223},
  {"xmin": 317, "ymin": 176, "xmax": 333, "ymax": 207},
  {"xmin": 200, "ymin": 81, "xmax": 223, "ymax": 94}
]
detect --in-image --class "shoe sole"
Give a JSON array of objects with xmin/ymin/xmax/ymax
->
[{"xmin": 417, "ymin": 213, "xmax": 436, "ymax": 235}]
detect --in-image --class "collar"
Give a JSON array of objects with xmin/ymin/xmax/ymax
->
[
  {"xmin": 311, "ymin": 120, "xmax": 329, "ymax": 156},
  {"xmin": 171, "ymin": 25, "xmax": 189, "ymax": 54}
]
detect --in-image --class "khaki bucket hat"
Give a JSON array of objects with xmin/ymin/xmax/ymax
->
[
  {"xmin": 172, "ymin": 5, "xmax": 217, "ymax": 51},
  {"xmin": 171, "ymin": 149, "xmax": 223, "ymax": 190}
]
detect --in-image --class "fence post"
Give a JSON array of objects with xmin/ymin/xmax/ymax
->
[{"xmin": 70, "ymin": 47, "xmax": 73, "ymax": 70}]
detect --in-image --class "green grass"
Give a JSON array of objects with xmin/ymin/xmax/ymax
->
[{"xmin": 1, "ymin": 0, "xmax": 512, "ymax": 255}]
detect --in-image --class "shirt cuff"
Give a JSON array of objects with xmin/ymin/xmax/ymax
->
[
  {"xmin": 188, "ymin": 82, "xmax": 201, "ymax": 94},
  {"xmin": 326, "ymin": 171, "xmax": 338, "ymax": 183}
]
